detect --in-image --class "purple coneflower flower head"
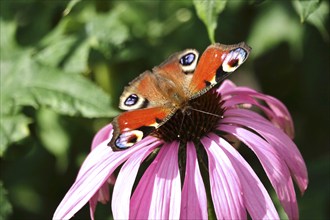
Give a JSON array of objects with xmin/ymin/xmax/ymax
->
[{"xmin": 53, "ymin": 80, "xmax": 308, "ymax": 220}]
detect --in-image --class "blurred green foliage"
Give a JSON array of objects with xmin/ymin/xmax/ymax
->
[
  {"xmin": 193, "ymin": 0, "xmax": 227, "ymax": 42},
  {"xmin": 0, "ymin": 0, "xmax": 329, "ymax": 219}
]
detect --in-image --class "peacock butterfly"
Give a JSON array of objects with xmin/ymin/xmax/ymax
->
[{"xmin": 109, "ymin": 42, "xmax": 251, "ymax": 151}]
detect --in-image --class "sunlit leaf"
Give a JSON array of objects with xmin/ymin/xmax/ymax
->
[
  {"xmin": 193, "ymin": 0, "xmax": 227, "ymax": 43},
  {"xmin": 37, "ymin": 4, "xmax": 130, "ymax": 68},
  {"xmin": 34, "ymin": 35, "xmax": 78, "ymax": 68},
  {"xmin": 62, "ymin": 39, "xmax": 90, "ymax": 73},
  {"xmin": 292, "ymin": 0, "xmax": 320, "ymax": 22},
  {"xmin": 0, "ymin": 20, "xmax": 31, "ymax": 155},
  {"xmin": 34, "ymin": 15, "xmax": 89, "ymax": 73},
  {"xmin": 2, "ymin": 51, "xmax": 116, "ymax": 117},
  {"xmin": 0, "ymin": 19, "xmax": 17, "ymax": 53},
  {"xmin": 1, "ymin": 17, "xmax": 117, "ymax": 153},
  {"xmin": 1, "ymin": 17, "xmax": 116, "ymax": 117},
  {"xmin": 63, "ymin": 0, "xmax": 82, "ymax": 16},
  {"xmin": 1, "ymin": 51, "xmax": 116, "ymax": 153},
  {"xmin": 85, "ymin": 7, "xmax": 130, "ymax": 57},
  {"xmin": 0, "ymin": 114, "xmax": 31, "ymax": 157}
]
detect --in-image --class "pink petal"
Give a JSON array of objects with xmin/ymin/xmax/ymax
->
[
  {"xmin": 207, "ymin": 134, "xmax": 280, "ymax": 219},
  {"xmin": 222, "ymin": 94, "xmax": 278, "ymax": 120},
  {"xmin": 201, "ymin": 138, "xmax": 246, "ymax": 219},
  {"xmin": 112, "ymin": 142, "xmax": 159, "ymax": 219},
  {"xmin": 220, "ymin": 85, "xmax": 294, "ymax": 138},
  {"xmin": 222, "ymin": 108, "xmax": 308, "ymax": 194},
  {"xmin": 53, "ymin": 136, "xmax": 160, "ymax": 220},
  {"xmin": 89, "ymin": 123, "xmax": 115, "ymax": 218},
  {"xmin": 217, "ymin": 79, "xmax": 237, "ymax": 93},
  {"xmin": 91, "ymin": 123, "xmax": 113, "ymax": 150},
  {"xmin": 219, "ymin": 124, "xmax": 298, "ymax": 219},
  {"xmin": 130, "ymin": 142, "xmax": 181, "ymax": 219},
  {"xmin": 180, "ymin": 142, "xmax": 208, "ymax": 219}
]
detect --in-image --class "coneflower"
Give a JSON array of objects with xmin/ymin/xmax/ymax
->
[{"xmin": 53, "ymin": 80, "xmax": 308, "ymax": 220}]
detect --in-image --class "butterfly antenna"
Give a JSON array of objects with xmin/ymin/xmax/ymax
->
[
  {"xmin": 188, "ymin": 107, "xmax": 223, "ymax": 118},
  {"xmin": 177, "ymin": 111, "xmax": 186, "ymax": 138}
]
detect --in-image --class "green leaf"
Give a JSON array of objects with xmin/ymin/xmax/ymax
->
[
  {"xmin": 305, "ymin": 1, "xmax": 329, "ymax": 42},
  {"xmin": 63, "ymin": 0, "xmax": 82, "ymax": 16},
  {"xmin": 36, "ymin": 108, "xmax": 69, "ymax": 172},
  {"xmin": 0, "ymin": 182, "xmax": 13, "ymax": 220},
  {"xmin": 2, "ymin": 52, "xmax": 117, "ymax": 117},
  {"xmin": 36, "ymin": 4, "xmax": 130, "ymax": 70},
  {"xmin": 35, "ymin": 16, "xmax": 90, "ymax": 73},
  {"xmin": 292, "ymin": 0, "xmax": 329, "ymax": 41},
  {"xmin": 1, "ymin": 52, "xmax": 116, "ymax": 154},
  {"xmin": 1, "ymin": 17, "xmax": 117, "ymax": 154},
  {"xmin": 84, "ymin": 7, "xmax": 130, "ymax": 57},
  {"xmin": 62, "ymin": 39, "xmax": 90, "ymax": 73},
  {"xmin": 0, "ymin": 20, "xmax": 17, "ymax": 54},
  {"xmin": 292, "ymin": 0, "xmax": 320, "ymax": 23},
  {"xmin": 36, "ymin": 109, "xmax": 69, "ymax": 156},
  {"xmin": 34, "ymin": 35, "xmax": 78, "ymax": 69},
  {"xmin": 0, "ymin": 20, "xmax": 31, "ymax": 154},
  {"xmin": 1, "ymin": 17, "xmax": 117, "ymax": 118},
  {"xmin": 193, "ymin": 0, "xmax": 227, "ymax": 43},
  {"xmin": 0, "ymin": 114, "xmax": 31, "ymax": 157}
]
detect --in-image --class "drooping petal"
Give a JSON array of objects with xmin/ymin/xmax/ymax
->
[
  {"xmin": 208, "ymin": 133, "xmax": 280, "ymax": 219},
  {"xmin": 222, "ymin": 108, "xmax": 308, "ymax": 194},
  {"xmin": 53, "ymin": 136, "xmax": 159, "ymax": 220},
  {"xmin": 130, "ymin": 142, "xmax": 181, "ymax": 219},
  {"xmin": 219, "ymin": 124, "xmax": 298, "ymax": 219},
  {"xmin": 89, "ymin": 181, "xmax": 110, "ymax": 220},
  {"xmin": 220, "ymin": 84, "xmax": 294, "ymax": 138},
  {"xmin": 112, "ymin": 142, "xmax": 159, "ymax": 219},
  {"xmin": 201, "ymin": 137, "xmax": 246, "ymax": 220},
  {"xmin": 180, "ymin": 142, "xmax": 208, "ymax": 219},
  {"xmin": 89, "ymin": 197, "xmax": 97, "ymax": 220}
]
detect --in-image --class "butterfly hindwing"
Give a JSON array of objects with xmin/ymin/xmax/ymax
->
[
  {"xmin": 188, "ymin": 42, "xmax": 251, "ymax": 97},
  {"xmin": 110, "ymin": 107, "xmax": 174, "ymax": 151}
]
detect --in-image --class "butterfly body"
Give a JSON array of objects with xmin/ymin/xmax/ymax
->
[{"xmin": 109, "ymin": 42, "xmax": 251, "ymax": 151}]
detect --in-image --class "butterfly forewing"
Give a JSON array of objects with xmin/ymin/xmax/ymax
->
[
  {"xmin": 119, "ymin": 71, "xmax": 169, "ymax": 111},
  {"xmin": 188, "ymin": 42, "xmax": 251, "ymax": 97}
]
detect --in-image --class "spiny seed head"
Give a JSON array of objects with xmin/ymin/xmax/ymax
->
[{"xmin": 153, "ymin": 89, "xmax": 224, "ymax": 144}]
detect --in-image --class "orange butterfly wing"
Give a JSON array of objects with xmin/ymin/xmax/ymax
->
[
  {"xmin": 189, "ymin": 42, "xmax": 251, "ymax": 96},
  {"xmin": 110, "ymin": 107, "xmax": 173, "ymax": 150}
]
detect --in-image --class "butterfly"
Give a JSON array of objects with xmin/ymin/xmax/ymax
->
[{"xmin": 109, "ymin": 42, "xmax": 251, "ymax": 151}]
